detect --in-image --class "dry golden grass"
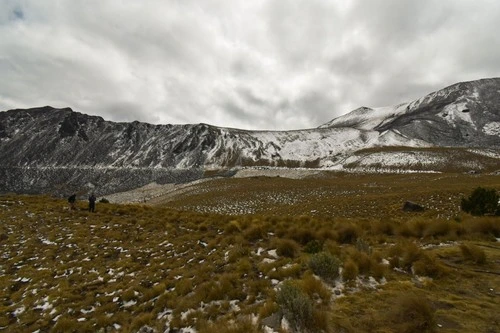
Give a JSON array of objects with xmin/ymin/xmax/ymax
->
[{"xmin": 0, "ymin": 172, "xmax": 499, "ymax": 332}]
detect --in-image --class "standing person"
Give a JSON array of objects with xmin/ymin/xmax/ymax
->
[
  {"xmin": 88, "ymin": 193, "xmax": 97, "ymax": 212},
  {"xmin": 68, "ymin": 194, "xmax": 76, "ymax": 210}
]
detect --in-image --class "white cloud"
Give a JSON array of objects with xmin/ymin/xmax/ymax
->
[{"xmin": 0, "ymin": 0, "xmax": 499, "ymax": 130}]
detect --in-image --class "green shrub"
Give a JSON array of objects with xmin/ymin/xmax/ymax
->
[
  {"xmin": 309, "ymin": 252, "xmax": 340, "ymax": 281},
  {"xmin": 276, "ymin": 282, "xmax": 313, "ymax": 330},
  {"xmin": 303, "ymin": 240, "xmax": 323, "ymax": 254},
  {"xmin": 355, "ymin": 238, "xmax": 372, "ymax": 254},
  {"xmin": 461, "ymin": 187, "xmax": 499, "ymax": 216}
]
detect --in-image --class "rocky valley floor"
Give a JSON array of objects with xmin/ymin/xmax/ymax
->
[{"xmin": 0, "ymin": 172, "xmax": 499, "ymax": 332}]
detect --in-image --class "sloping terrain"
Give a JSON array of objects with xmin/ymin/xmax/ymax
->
[
  {"xmin": 0, "ymin": 174, "xmax": 499, "ymax": 332},
  {"xmin": 1, "ymin": 78, "xmax": 499, "ymax": 195},
  {"xmin": 110, "ymin": 172, "xmax": 500, "ymax": 220}
]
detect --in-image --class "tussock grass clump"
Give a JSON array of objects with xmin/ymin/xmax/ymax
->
[
  {"xmin": 287, "ymin": 226, "xmax": 316, "ymax": 245},
  {"xmin": 400, "ymin": 242, "xmax": 423, "ymax": 272},
  {"xmin": 345, "ymin": 248, "xmax": 372, "ymax": 275},
  {"xmin": 342, "ymin": 258, "xmax": 359, "ymax": 283},
  {"xmin": 227, "ymin": 243, "xmax": 250, "ymax": 262},
  {"xmin": 459, "ymin": 242, "xmax": 487, "ymax": 264},
  {"xmin": 308, "ymin": 252, "xmax": 340, "ymax": 282},
  {"xmin": 317, "ymin": 227, "xmax": 337, "ymax": 242},
  {"xmin": 389, "ymin": 242, "xmax": 421, "ymax": 271},
  {"xmin": 423, "ymin": 220, "xmax": 452, "ymax": 238},
  {"xmin": 244, "ymin": 224, "xmax": 265, "ymax": 242},
  {"xmin": 258, "ymin": 299, "xmax": 280, "ymax": 319},
  {"xmin": 462, "ymin": 217, "xmax": 500, "ymax": 238},
  {"xmin": 335, "ymin": 223, "xmax": 361, "ymax": 244},
  {"xmin": 412, "ymin": 253, "xmax": 448, "ymax": 278},
  {"xmin": 276, "ymin": 281, "xmax": 313, "ymax": 331},
  {"xmin": 130, "ymin": 313, "xmax": 154, "ymax": 331},
  {"xmin": 175, "ymin": 279, "xmax": 193, "ymax": 296},
  {"xmin": 387, "ymin": 293, "xmax": 436, "ymax": 333},
  {"xmin": 374, "ymin": 220, "xmax": 395, "ymax": 236},
  {"xmin": 275, "ymin": 238, "xmax": 300, "ymax": 258},
  {"xmin": 355, "ymin": 238, "xmax": 372, "ymax": 254},
  {"xmin": 299, "ymin": 273, "xmax": 332, "ymax": 304},
  {"xmin": 224, "ymin": 220, "xmax": 242, "ymax": 234},
  {"xmin": 389, "ymin": 242, "xmax": 447, "ymax": 278}
]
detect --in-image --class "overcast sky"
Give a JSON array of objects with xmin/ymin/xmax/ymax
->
[{"xmin": 1, "ymin": 1, "xmax": 499, "ymax": 130}]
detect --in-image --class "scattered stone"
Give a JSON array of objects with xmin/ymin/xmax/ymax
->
[
  {"xmin": 402, "ymin": 201, "xmax": 425, "ymax": 212},
  {"xmin": 262, "ymin": 312, "xmax": 282, "ymax": 331},
  {"xmin": 136, "ymin": 325, "xmax": 156, "ymax": 333}
]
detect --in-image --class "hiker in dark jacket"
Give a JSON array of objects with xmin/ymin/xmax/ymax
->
[
  {"xmin": 68, "ymin": 194, "xmax": 76, "ymax": 210},
  {"xmin": 88, "ymin": 193, "xmax": 96, "ymax": 212}
]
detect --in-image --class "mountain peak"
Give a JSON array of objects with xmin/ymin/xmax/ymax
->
[{"xmin": 321, "ymin": 77, "xmax": 500, "ymax": 134}]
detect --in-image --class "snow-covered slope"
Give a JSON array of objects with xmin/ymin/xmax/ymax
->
[
  {"xmin": 321, "ymin": 78, "xmax": 500, "ymax": 148},
  {"xmin": 1, "ymin": 78, "xmax": 499, "ymax": 195}
]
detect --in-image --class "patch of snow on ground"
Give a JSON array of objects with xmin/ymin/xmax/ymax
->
[
  {"xmin": 483, "ymin": 122, "xmax": 500, "ymax": 136},
  {"xmin": 420, "ymin": 241, "xmax": 457, "ymax": 250},
  {"xmin": 13, "ymin": 306, "xmax": 25, "ymax": 316},
  {"xmin": 268, "ymin": 249, "xmax": 278, "ymax": 258},
  {"xmin": 123, "ymin": 300, "xmax": 137, "ymax": 308},
  {"xmin": 345, "ymin": 151, "xmax": 445, "ymax": 168},
  {"xmin": 39, "ymin": 237, "xmax": 56, "ymax": 245}
]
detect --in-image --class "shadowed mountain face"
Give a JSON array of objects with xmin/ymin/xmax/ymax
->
[{"xmin": 1, "ymin": 78, "xmax": 499, "ymax": 195}]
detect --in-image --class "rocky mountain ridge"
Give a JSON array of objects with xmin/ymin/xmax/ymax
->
[{"xmin": 1, "ymin": 78, "xmax": 499, "ymax": 195}]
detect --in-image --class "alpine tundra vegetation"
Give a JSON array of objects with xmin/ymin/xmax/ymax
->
[{"xmin": 0, "ymin": 173, "xmax": 499, "ymax": 332}]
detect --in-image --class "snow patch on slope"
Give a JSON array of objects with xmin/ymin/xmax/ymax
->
[
  {"xmin": 441, "ymin": 101, "xmax": 475, "ymax": 128},
  {"xmin": 320, "ymin": 104, "xmax": 409, "ymax": 130},
  {"xmin": 483, "ymin": 122, "xmax": 500, "ymax": 136},
  {"xmin": 344, "ymin": 151, "xmax": 447, "ymax": 168}
]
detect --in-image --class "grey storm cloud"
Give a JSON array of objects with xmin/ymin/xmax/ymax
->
[{"xmin": 1, "ymin": 0, "xmax": 500, "ymax": 130}]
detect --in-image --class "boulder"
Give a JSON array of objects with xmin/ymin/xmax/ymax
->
[
  {"xmin": 262, "ymin": 312, "xmax": 282, "ymax": 330},
  {"xmin": 403, "ymin": 201, "xmax": 425, "ymax": 212}
]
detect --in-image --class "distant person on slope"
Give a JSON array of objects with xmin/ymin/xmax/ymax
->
[
  {"xmin": 88, "ymin": 193, "xmax": 97, "ymax": 212},
  {"xmin": 68, "ymin": 194, "xmax": 76, "ymax": 210}
]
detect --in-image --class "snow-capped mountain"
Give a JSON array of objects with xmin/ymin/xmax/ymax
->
[
  {"xmin": 1, "ymin": 78, "xmax": 499, "ymax": 194},
  {"xmin": 320, "ymin": 78, "xmax": 500, "ymax": 148}
]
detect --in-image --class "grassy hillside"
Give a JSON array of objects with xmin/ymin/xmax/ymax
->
[
  {"xmin": 155, "ymin": 172, "xmax": 500, "ymax": 219},
  {"xmin": 0, "ymin": 173, "xmax": 499, "ymax": 332}
]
